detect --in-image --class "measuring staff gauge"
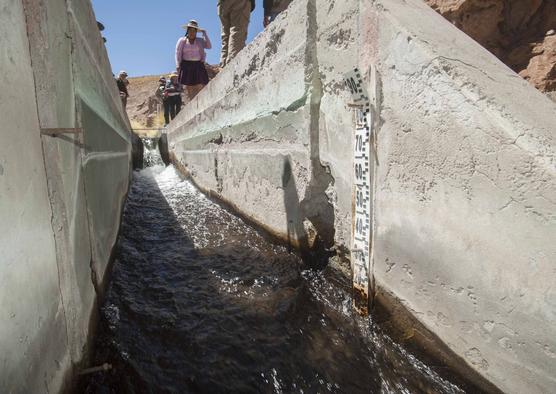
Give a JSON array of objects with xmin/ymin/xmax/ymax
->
[{"xmin": 344, "ymin": 68, "xmax": 373, "ymax": 316}]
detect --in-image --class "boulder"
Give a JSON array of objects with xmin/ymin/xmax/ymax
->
[{"xmin": 426, "ymin": 0, "xmax": 556, "ymax": 92}]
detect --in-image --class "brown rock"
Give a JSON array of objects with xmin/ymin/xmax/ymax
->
[
  {"xmin": 426, "ymin": 0, "xmax": 505, "ymax": 55},
  {"xmin": 206, "ymin": 63, "xmax": 221, "ymax": 80},
  {"xmin": 519, "ymin": 35, "xmax": 556, "ymax": 91},
  {"xmin": 425, "ymin": 0, "xmax": 556, "ymax": 93}
]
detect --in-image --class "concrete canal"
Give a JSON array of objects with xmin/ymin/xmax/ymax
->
[
  {"xmin": 79, "ymin": 144, "xmax": 479, "ymax": 393},
  {"xmin": 4, "ymin": 0, "xmax": 555, "ymax": 392}
]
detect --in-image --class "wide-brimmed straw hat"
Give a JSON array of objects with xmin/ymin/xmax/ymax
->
[{"xmin": 182, "ymin": 19, "xmax": 202, "ymax": 31}]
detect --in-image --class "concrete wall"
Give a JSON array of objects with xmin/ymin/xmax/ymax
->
[
  {"xmin": 0, "ymin": 0, "xmax": 131, "ymax": 392},
  {"xmin": 367, "ymin": 1, "xmax": 556, "ymax": 393},
  {"xmin": 166, "ymin": 0, "xmax": 556, "ymax": 392}
]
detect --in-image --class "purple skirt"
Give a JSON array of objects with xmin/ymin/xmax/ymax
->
[{"xmin": 179, "ymin": 60, "xmax": 209, "ymax": 86}]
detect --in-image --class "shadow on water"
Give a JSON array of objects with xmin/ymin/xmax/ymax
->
[{"xmin": 79, "ymin": 164, "xmax": 483, "ymax": 394}]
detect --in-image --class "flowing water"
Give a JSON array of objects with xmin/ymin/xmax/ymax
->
[
  {"xmin": 81, "ymin": 143, "xmax": 477, "ymax": 394},
  {"xmin": 142, "ymin": 138, "xmax": 164, "ymax": 167}
]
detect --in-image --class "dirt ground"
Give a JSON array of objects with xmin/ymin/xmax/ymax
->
[{"xmin": 125, "ymin": 75, "xmax": 166, "ymax": 138}]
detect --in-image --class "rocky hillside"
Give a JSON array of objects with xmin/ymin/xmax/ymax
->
[
  {"xmin": 426, "ymin": 0, "xmax": 556, "ymax": 95},
  {"xmin": 126, "ymin": 75, "xmax": 164, "ymax": 136},
  {"xmin": 126, "ymin": 64, "xmax": 220, "ymax": 135}
]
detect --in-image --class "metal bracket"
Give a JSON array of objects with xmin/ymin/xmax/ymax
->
[
  {"xmin": 40, "ymin": 127, "xmax": 83, "ymax": 136},
  {"xmin": 132, "ymin": 128, "xmax": 164, "ymax": 131},
  {"xmin": 78, "ymin": 363, "xmax": 112, "ymax": 376}
]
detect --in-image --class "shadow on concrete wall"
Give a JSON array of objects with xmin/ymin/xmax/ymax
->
[
  {"xmin": 282, "ymin": 156, "xmax": 333, "ymax": 269},
  {"xmin": 282, "ymin": 157, "xmax": 309, "ymax": 253}
]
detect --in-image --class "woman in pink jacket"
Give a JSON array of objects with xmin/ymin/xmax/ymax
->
[{"xmin": 175, "ymin": 20, "xmax": 212, "ymax": 101}]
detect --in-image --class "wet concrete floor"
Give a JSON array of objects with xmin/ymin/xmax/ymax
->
[{"xmin": 80, "ymin": 147, "xmax": 479, "ymax": 394}]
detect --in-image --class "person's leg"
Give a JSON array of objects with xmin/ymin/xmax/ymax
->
[
  {"xmin": 185, "ymin": 84, "xmax": 204, "ymax": 101},
  {"xmin": 228, "ymin": 0, "xmax": 251, "ymax": 63},
  {"xmin": 192, "ymin": 84, "xmax": 204, "ymax": 98},
  {"xmin": 163, "ymin": 99, "xmax": 170, "ymax": 124},
  {"xmin": 173, "ymin": 99, "xmax": 178, "ymax": 120},
  {"xmin": 185, "ymin": 86, "xmax": 193, "ymax": 102},
  {"xmin": 175, "ymin": 95, "xmax": 183, "ymax": 116},
  {"xmin": 218, "ymin": 2, "xmax": 231, "ymax": 66},
  {"xmin": 169, "ymin": 96, "xmax": 177, "ymax": 120}
]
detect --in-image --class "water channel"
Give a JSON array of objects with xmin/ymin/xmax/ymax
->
[{"xmin": 80, "ymin": 141, "xmax": 478, "ymax": 393}]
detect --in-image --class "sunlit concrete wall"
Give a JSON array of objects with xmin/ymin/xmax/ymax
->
[
  {"xmin": 364, "ymin": 2, "xmax": 556, "ymax": 393},
  {"xmin": 0, "ymin": 0, "xmax": 131, "ymax": 392},
  {"xmin": 166, "ymin": 0, "xmax": 556, "ymax": 392}
]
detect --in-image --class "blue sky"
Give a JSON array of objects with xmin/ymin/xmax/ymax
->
[{"xmin": 91, "ymin": 0, "xmax": 265, "ymax": 77}]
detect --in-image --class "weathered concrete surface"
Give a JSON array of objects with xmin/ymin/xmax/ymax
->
[
  {"xmin": 0, "ymin": 0, "xmax": 131, "ymax": 392},
  {"xmin": 0, "ymin": 2, "xmax": 68, "ymax": 392},
  {"xmin": 365, "ymin": 2, "xmax": 556, "ymax": 393},
  {"xmin": 167, "ymin": 0, "xmax": 556, "ymax": 392}
]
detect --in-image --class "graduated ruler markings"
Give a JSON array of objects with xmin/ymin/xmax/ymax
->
[{"xmin": 345, "ymin": 68, "xmax": 372, "ymax": 315}]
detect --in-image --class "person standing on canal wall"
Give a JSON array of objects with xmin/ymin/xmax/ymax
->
[
  {"xmin": 163, "ymin": 74, "xmax": 183, "ymax": 126},
  {"xmin": 155, "ymin": 76, "xmax": 166, "ymax": 104},
  {"xmin": 218, "ymin": 0, "xmax": 255, "ymax": 66},
  {"xmin": 155, "ymin": 76, "xmax": 167, "ymax": 121},
  {"xmin": 176, "ymin": 20, "xmax": 212, "ymax": 101},
  {"xmin": 116, "ymin": 70, "xmax": 129, "ymax": 109}
]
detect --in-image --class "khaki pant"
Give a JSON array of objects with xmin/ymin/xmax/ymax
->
[{"xmin": 218, "ymin": 0, "xmax": 251, "ymax": 66}]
